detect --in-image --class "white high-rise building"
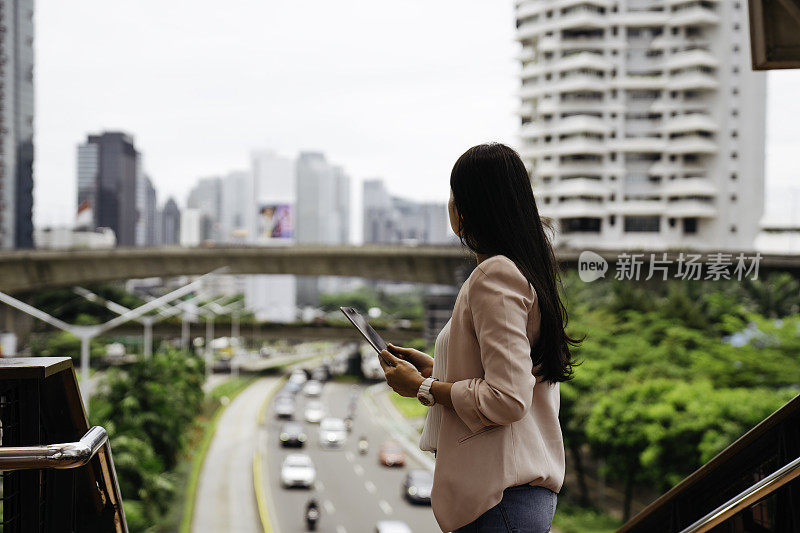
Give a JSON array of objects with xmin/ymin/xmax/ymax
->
[
  {"xmin": 515, "ymin": 0, "xmax": 766, "ymax": 251},
  {"xmin": 245, "ymin": 150, "xmax": 297, "ymax": 323},
  {"xmin": 219, "ymin": 170, "xmax": 250, "ymax": 243},
  {"xmin": 295, "ymin": 152, "xmax": 352, "ymax": 306}
]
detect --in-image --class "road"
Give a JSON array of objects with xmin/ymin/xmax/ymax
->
[
  {"xmin": 193, "ymin": 377, "xmax": 278, "ymax": 533},
  {"xmin": 259, "ymin": 380, "xmax": 440, "ymax": 533}
]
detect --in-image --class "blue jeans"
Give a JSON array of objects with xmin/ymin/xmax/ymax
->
[{"xmin": 453, "ymin": 484, "xmax": 557, "ymax": 533}]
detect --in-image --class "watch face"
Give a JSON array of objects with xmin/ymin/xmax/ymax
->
[{"xmin": 418, "ymin": 394, "xmax": 432, "ymax": 406}]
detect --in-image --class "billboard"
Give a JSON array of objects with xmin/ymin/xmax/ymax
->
[{"xmin": 257, "ymin": 203, "xmax": 294, "ymax": 240}]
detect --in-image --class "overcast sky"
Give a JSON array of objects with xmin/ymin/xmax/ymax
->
[{"xmin": 34, "ymin": 0, "xmax": 800, "ymax": 231}]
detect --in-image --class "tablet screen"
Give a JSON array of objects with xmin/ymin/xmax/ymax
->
[{"xmin": 339, "ymin": 306, "xmax": 394, "ymax": 366}]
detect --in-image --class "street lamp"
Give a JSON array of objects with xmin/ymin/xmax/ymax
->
[
  {"xmin": 142, "ymin": 294, "xmax": 230, "ymax": 378},
  {"xmin": 73, "ymin": 287, "xmax": 188, "ymax": 359},
  {"xmin": 0, "ymin": 269, "xmax": 225, "ymax": 413}
]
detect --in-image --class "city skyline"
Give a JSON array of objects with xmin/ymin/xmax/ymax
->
[
  {"xmin": 28, "ymin": 0, "xmax": 800, "ymax": 236},
  {"xmin": 32, "ymin": 0, "xmax": 519, "ymax": 232}
]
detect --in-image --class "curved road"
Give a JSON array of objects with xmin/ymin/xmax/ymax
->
[
  {"xmin": 193, "ymin": 377, "xmax": 278, "ymax": 533},
  {"xmin": 259, "ymin": 381, "xmax": 440, "ymax": 533}
]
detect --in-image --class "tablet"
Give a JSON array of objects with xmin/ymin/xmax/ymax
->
[{"xmin": 339, "ymin": 306, "xmax": 395, "ymax": 367}]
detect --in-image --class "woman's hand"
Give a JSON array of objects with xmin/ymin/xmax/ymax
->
[
  {"xmin": 379, "ymin": 349, "xmax": 425, "ymax": 398},
  {"xmin": 387, "ymin": 343, "xmax": 434, "ymax": 378}
]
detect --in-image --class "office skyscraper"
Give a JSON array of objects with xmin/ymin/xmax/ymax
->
[
  {"xmin": 0, "ymin": 0, "xmax": 34, "ymax": 249},
  {"xmin": 76, "ymin": 132, "xmax": 140, "ymax": 246},
  {"xmin": 219, "ymin": 170, "xmax": 250, "ymax": 243},
  {"xmin": 187, "ymin": 177, "xmax": 222, "ymax": 242},
  {"xmin": 135, "ymin": 174, "xmax": 157, "ymax": 246},
  {"xmin": 516, "ymin": 1, "xmax": 766, "ymax": 251},
  {"xmin": 363, "ymin": 179, "xmax": 450, "ymax": 244},
  {"xmin": 295, "ymin": 152, "xmax": 351, "ymax": 307},
  {"xmin": 245, "ymin": 149, "xmax": 297, "ymax": 322},
  {"xmin": 160, "ymin": 197, "xmax": 181, "ymax": 245},
  {"xmin": 296, "ymin": 152, "xmax": 350, "ymax": 246}
]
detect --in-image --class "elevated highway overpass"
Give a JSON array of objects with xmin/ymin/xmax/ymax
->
[{"xmin": 0, "ymin": 244, "xmax": 798, "ymax": 294}]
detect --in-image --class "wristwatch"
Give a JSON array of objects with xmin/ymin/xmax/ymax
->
[{"xmin": 417, "ymin": 377, "xmax": 438, "ymax": 406}]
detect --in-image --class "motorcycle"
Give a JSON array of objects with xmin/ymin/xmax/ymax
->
[
  {"xmin": 358, "ymin": 436, "xmax": 369, "ymax": 455},
  {"xmin": 305, "ymin": 500, "xmax": 320, "ymax": 531}
]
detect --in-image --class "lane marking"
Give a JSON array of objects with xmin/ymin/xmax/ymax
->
[
  {"xmin": 379, "ymin": 500, "xmax": 393, "ymax": 515},
  {"xmin": 336, "ymin": 526, "xmax": 347, "ymax": 533},
  {"xmin": 365, "ymin": 480, "xmax": 376, "ymax": 494},
  {"xmin": 253, "ymin": 377, "xmax": 288, "ymax": 533},
  {"xmin": 354, "ymin": 464, "xmax": 364, "ymax": 477},
  {"xmin": 324, "ymin": 500, "xmax": 335, "ymax": 514},
  {"xmin": 345, "ymin": 451, "xmax": 355, "ymax": 463}
]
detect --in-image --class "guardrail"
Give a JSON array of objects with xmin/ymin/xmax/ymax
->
[
  {"xmin": 619, "ymin": 393, "xmax": 800, "ymax": 532},
  {"xmin": 0, "ymin": 357, "xmax": 127, "ymax": 532},
  {"xmin": 0, "ymin": 426, "xmax": 108, "ymax": 471},
  {"xmin": 679, "ymin": 455, "xmax": 800, "ymax": 533}
]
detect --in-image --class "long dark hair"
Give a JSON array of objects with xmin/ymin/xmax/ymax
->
[{"xmin": 450, "ymin": 143, "xmax": 581, "ymax": 383}]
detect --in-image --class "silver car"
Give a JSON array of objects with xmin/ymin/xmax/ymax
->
[
  {"xmin": 304, "ymin": 400, "xmax": 325, "ymax": 423},
  {"xmin": 280, "ymin": 453, "xmax": 316, "ymax": 488},
  {"xmin": 318, "ymin": 417, "xmax": 347, "ymax": 449},
  {"xmin": 303, "ymin": 379, "xmax": 323, "ymax": 397},
  {"xmin": 375, "ymin": 521, "xmax": 412, "ymax": 533}
]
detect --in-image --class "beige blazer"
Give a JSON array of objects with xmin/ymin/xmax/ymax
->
[{"xmin": 431, "ymin": 255, "xmax": 565, "ymax": 532}]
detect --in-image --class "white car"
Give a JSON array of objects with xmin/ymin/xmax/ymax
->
[
  {"xmin": 280, "ymin": 453, "xmax": 316, "ymax": 488},
  {"xmin": 304, "ymin": 400, "xmax": 325, "ymax": 424},
  {"xmin": 303, "ymin": 379, "xmax": 323, "ymax": 397},
  {"xmin": 375, "ymin": 521, "xmax": 412, "ymax": 533},
  {"xmin": 318, "ymin": 417, "xmax": 347, "ymax": 449},
  {"xmin": 289, "ymin": 369, "xmax": 307, "ymax": 386}
]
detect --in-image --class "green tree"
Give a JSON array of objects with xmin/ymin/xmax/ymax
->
[{"xmin": 91, "ymin": 349, "xmax": 205, "ymax": 530}]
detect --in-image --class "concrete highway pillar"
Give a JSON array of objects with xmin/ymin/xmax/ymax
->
[{"xmin": 143, "ymin": 319, "xmax": 153, "ymax": 359}]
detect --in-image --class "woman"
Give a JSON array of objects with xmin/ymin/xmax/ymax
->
[{"xmin": 380, "ymin": 143, "xmax": 580, "ymax": 532}]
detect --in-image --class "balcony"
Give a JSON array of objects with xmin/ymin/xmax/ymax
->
[
  {"xmin": 551, "ymin": 177, "xmax": 612, "ymax": 197},
  {"xmin": 558, "ymin": 8, "xmax": 609, "ymax": 31},
  {"xmin": 669, "ymin": 5, "xmax": 720, "ymax": 27},
  {"xmin": 554, "ymin": 114, "xmax": 612, "ymax": 135},
  {"xmin": 667, "ymin": 71, "xmax": 718, "ymax": 91},
  {"xmin": 551, "ymin": 197, "xmax": 608, "ymax": 218},
  {"xmin": 616, "ymin": 74, "xmax": 666, "ymax": 90},
  {"xmin": 666, "ymin": 197, "xmax": 717, "ymax": 218},
  {"xmin": 667, "ymin": 135, "xmax": 718, "ymax": 154},
  {"xmin": 538, "ymin": 35, "xmax": 561, "ymax": 51},
  {"xmin": 516, "ymin": 21, "xmax": 545, "ymax": 41},
  {"xmin": 665, "ymin": 48, "xmax": 719, "ymax": 70},
  {"xmin": 617, "ymin": 199, "xmax": 664, "ymax": 215},
  {"xmin": 516, "ymin": 2, "xmax": 545, "ymax": 19},
  {"xmin": 661, "ymin": 177, "xmax": 717, "ymax": 196},
  {"xmin": 614, "ymin": 11, "xmax": 669, "ymax": 26},
  {"xmin": 554, "ymin": 51, "xmax": 612, "ymax": 72},
  {"xmin": 550, "ymin": 137, "xmax": 609, "ymax": 156},
  {"xmin": 554, "ymin": 75, "xmax": 609, "ymax": 93},
  {"xmin": 663, "ymin": 113, "xmax": 718, "ymax": 134},
  {"xmin": 612, "ymin": 137, "xmax": 667, "ymax": 152}
]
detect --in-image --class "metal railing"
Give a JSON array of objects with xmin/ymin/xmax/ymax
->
[
  {"xmin": 0, "ymin": 426, "xmax": 107, "ymax": 471},
  {"xmin": 679, "ymin": 455, "xmax": 800, "ymax": 533},
  {"xmin": 0, "ymin": 358, "xmax": 128, "ymax": 532},
  {"xmin": 619, "ymin": 392, "xmax": 800, "ymax": 532}
]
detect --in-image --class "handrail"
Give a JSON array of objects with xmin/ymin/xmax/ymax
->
[
  {"xmin": 679, "ymin": 455, "xmax": 800, "ymax": 533},
  {"xmin": 0, "ymin": 426, "xmax": 108, "ymax": 471}
]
